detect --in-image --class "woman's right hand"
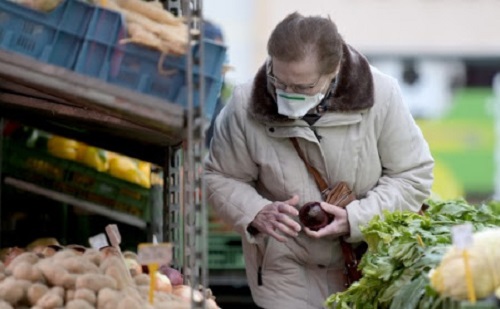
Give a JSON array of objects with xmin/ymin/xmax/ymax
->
[{"xmin": 248, "ymin": 195, "xmax": 302, "ymax": 242}]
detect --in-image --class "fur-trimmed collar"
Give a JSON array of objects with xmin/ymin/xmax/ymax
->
[{"xmin": 249, "ymin": 43, "xmax": 374, "ymax": 123}]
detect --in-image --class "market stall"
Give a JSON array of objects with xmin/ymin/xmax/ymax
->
[{"xmin": 0, "ymin": 0, "xmax": 223, "ymax": 307}]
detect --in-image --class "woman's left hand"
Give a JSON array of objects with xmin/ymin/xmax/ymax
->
[{"xmin": 304, "ymin": 202, "xmax": 350, "ymax": 238}]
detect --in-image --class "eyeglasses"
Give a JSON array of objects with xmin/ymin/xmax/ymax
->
[{"xmin": 267, "ymin": 73, "xmax": 323, "ymax": 93}]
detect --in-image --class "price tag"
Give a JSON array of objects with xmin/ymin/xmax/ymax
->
[
  {"xmin": 452, "ymin": 223, "xmax": 474, "ymax": 249},
  {"xmin": 88, "ymin": 233, "xmax": 109, "ymax": 250},
  {"xmin": 137, "ymin": 243, "xmax": 173, "ymax": 266},
  {"xmin": 105, "ymin": 224, "xmax": 121, "ymax": 248}
]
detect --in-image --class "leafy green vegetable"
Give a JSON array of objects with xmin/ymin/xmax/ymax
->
[{"xmin": 325, "ymin": 199, "xmax": 500, "ymax": 309}]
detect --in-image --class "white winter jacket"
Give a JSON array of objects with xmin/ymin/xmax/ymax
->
[{"xmin": 204, "ymin": 44, "xmax": 434, "ymax": 309}]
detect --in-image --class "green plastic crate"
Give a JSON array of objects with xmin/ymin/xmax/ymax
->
[{"xmin": 2, "ymin": 140, "xmax": 151, "ymax": 221}]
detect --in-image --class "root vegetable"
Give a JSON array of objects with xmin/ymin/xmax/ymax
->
[
  {"xmin": 96, "ymin": 288, "xmax": 120, "ymax": 309},
  {"xmin": 1, "ymin": 247, "xmax": 25, "ymax": 267},
  {"xmin": 40, "ymin": 247, "xmax": 58, "ymax": 258},
  {"xmin": 133, "ymin": 273, "xmax": 149, "ymax": 286},
  {"xmin": 66, "ymin": 299, "xmax": 94, "ymax": 309},
  {"xmin": 12, "ymin": 262, "xmax": 43, "ymax": 282},
  {"xmin": 116, "ymin": 295, "xmax": 143, "ymax": 309},
  {"xmin": 83, "ymin": 249, "xmax": 102, "ymax": 266},
  {"xmin": 60, "ymin": 257, "xmax": 99, "ymax": 274},
  {"xmin": 114, "ymin": 0, "xmax": 183, "ymax": 26},
  {"xmin": 121, "ymin": 287, "xmax": 143, "ymax": 304},
  {"xmin": 124, "ymin": 257, "xmax": 142, "ymax": 277},
  {"xmin": 0, "ymin": 300, "xmax": 13, "ymax": 309},
  {"xmin": 155, "ymin": 273, "xmax": 172, "ymax": 293},
  {"xmin": 122, "ymin": 251, "xmax": 138, "ymax": 260},
  {"xmin": 38, "ymin": 260, "xmax": 76, "ymax": 289},
  {"xmin": 6, "ymin": 252, "xmax": 39, "ymax": 273},
  {"xmin": 75, "ymin": 274, "xmax": 117, "ymax": 292},
  {"xmin": 206, "ymin": 297, "xmax": 221, "ymax": 309},
  {"xmin": 172, "ymin": 285, "xmax": 203, "ymax": 303},
  {"xmin": 109, "ymin": 5, "xmax": 187, "ymax": 54},
  {"xmin": 36, "ymin": 287, "xmax": 64, "ymax": 308},
  {"xmin": 105, "ymin": 265, "xmax": 132, "ymax": 290},
  {"xmin": 66, "ymin": 289, "xmax": 75, "ymax": 302},
  {"xmin": 100, "ymin": 256, "xmax": 133, "ymax": 289},
  {"xmin": 159, "ymin": 265, "xmax": 183, "ymax": 286},
  {"xmin": 121, "ymin": 23, "xmax": 164, "ymax": 50},
  {"xmin": 52, "ymin": 249, "xmax": 77, "ymax": 261},
  {"xmin": 74, "ymin": 288, "xmax": 96, "ymax": 305},
  {"xmin": 27, "ymin": 283, "xmax": 49, "ymax": 305},
  {"xmin": 299, "ymin": 201, "xmax": 331, "ymax": 231},
  {"xmin": 0, "ymin": 277, "xmax": 28, "ymax": 305}
]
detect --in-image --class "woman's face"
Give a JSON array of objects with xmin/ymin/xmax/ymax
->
[{"xmin": 270, "ymin": 53, "xmax": 335, "ymax": 95}]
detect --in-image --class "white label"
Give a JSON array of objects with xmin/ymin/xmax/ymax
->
[
  {"xmin": 452, "ymin": 223, "xmax": 474, "ymax": 249},
  {"xmin": 105, "ymin": 224, "xmax": 121, "ymax": 247},
  {"xmin": 137, "ymin": 243, "xmax": 173, "ymax": 265},
  {"xmin": 89, "ymin": 233, "xmax": 109, "ymax": 250}
]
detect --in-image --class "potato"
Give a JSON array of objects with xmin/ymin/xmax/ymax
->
[
  {"xmin": 116, "ymin": 295, "xmax": 144, "ymax": 309},
  {"xmin": 52, "ymin": 249, "xmax": 77, "ymax": 261},
  {"xmin": 75, "ymin": 274, "xmax": 117, "ymax": 292},
  {"xmin": 60, "ymin": 257, "xmax": 99, "ymax": 274},
  {"xmin": 121, "ymin": 286, "xmax": 143, "ymax": 304},
  {"xmin": 6, "ymin": 252, "xmax": 39, "ymax": 273},
  {"xmin": 0, "ymin": 277, "xmax": 27, "ymax": 305},
  {"xmin": 0, "ymin": 300, "xmax": 13, "ymax": 309},
  {"xmin": 38, "ymin": 260, "xmax": 77, "ymax": 289},
  {"xmin": 133, "ymin": 273, "xmax": 150, "ymax": 286},
  {"xmin": 96, "ymin": 288, "xmax": 120, "ymax": 309},
  {"xmin": 83, "ymin": 249, "xmax": 103, "ymax": 266},
  {"xmin": 66, "ymin": 289, "xmax": 75, "ymax": 302},
  {"xmin": 36, "ymin": 287, "xmax": 64, "ymax": 308},
  {"xmin": 13, "ymin": 262, "xmax": 43, "ymax": 283},
  {"xmin": 66, "ymin": 299, "xmax": 94, "ymax": 309},
  {"xmin": 74, "ymin": 288, "xmax": 96, "ymax": 305},
  {"xmin": 27, "ymin": 283, "xmax": 49, "ymax": 305}
]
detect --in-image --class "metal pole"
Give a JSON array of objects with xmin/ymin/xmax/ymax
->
[
  {"xmin": 183, "ymin": 0, "xmax": 207, "ymax": 307},
  {"xmin": 493, "ymin": 73, "xmax": 500, "ymax": 200}
]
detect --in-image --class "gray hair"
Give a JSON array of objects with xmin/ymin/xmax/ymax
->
[{"xmin": 267, "ymin": 12, "xmax": 344, "ymax": 75}]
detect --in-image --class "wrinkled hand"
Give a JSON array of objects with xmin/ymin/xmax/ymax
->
[
  {"xmin": 304, "ymin": 202, "xmax": 350, "ymax": 239},
  {"xmin": 249, "ymin": 195, "xmax": 302, "ymax": 242}
]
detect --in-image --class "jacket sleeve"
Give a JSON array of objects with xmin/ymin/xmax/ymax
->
[
  {"xmin": 204, "ymin": 86, "xmax": 272, "ymax": 243},
  {"xmin": 345, "ymin": 82, "xmax": 434, "ymax": 243}
]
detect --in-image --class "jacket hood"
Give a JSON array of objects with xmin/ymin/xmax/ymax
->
[{"xmin": 249, "ymin": 43, "xmax": 375, "ymax": 123}]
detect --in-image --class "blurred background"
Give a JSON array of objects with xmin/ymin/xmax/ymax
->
[
  {"xmin": 204, "ymin": 0, "xmax": 500, "ymax": 202},
  {"xmin": 202, "ymin": 1, "xmax": 500, "ymax": 307}
]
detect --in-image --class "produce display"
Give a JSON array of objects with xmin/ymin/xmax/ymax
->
[
  {"xmin": 7, "ymin": 0, "xmax": 189, "ymax": 56},
  {"xmin": 107, "ymin": 0, "xmax": 189, "ymax": 55},
  {"xmin": 0, "ymin": 238, "xmax": 221, "ymax": 309},
  {"xmin": 46, "ymin": 134, "xmax": 153, "ymax": 189},
  {"xmin": 326, "ymin": 199, "xmax": 500, "ymax": 309},
  {"xmin": 430, "ymin": 228, "xmax": 500, "ymax": 301}
]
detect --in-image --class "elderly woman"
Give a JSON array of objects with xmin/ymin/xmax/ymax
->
[{"xmin": 204, "ymin": 12, "xmax": 434, "ymax": 309}]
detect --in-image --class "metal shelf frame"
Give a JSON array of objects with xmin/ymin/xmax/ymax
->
[{"xmin": 0, "ymin": 0, "xmax": 211, "ymax": 307}]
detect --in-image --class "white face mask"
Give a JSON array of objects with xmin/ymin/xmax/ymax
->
[{"xmin": 276, "ymin": 89, "xmax": 325, "ymax": 119}]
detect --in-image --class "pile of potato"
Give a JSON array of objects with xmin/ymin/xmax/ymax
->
[{"xmin": 0, "ymin": 242, "xmax": 219, "ymax": 309}]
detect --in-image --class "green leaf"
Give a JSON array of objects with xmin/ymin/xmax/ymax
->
[{"xmin": 390, "ymin": 275, "xmax": 427, "ymax": 309}]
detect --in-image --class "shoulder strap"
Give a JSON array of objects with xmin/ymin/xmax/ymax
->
[{"xmin": 289, "ymin": 137, "xmax": 329, "ymax": 193}]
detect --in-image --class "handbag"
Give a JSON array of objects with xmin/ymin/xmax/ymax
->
[{"xmin": 290, "ymin": 137, "xmax": 367, "ymax": 287}]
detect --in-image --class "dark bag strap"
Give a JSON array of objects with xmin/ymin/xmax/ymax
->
[
  {"xmin": 290, "ymin": 137, "xmax": 329, "ymax": 193},
  {"xmin": 290, "ymin": 137, "xmax": 364, "ymax": 287}
]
